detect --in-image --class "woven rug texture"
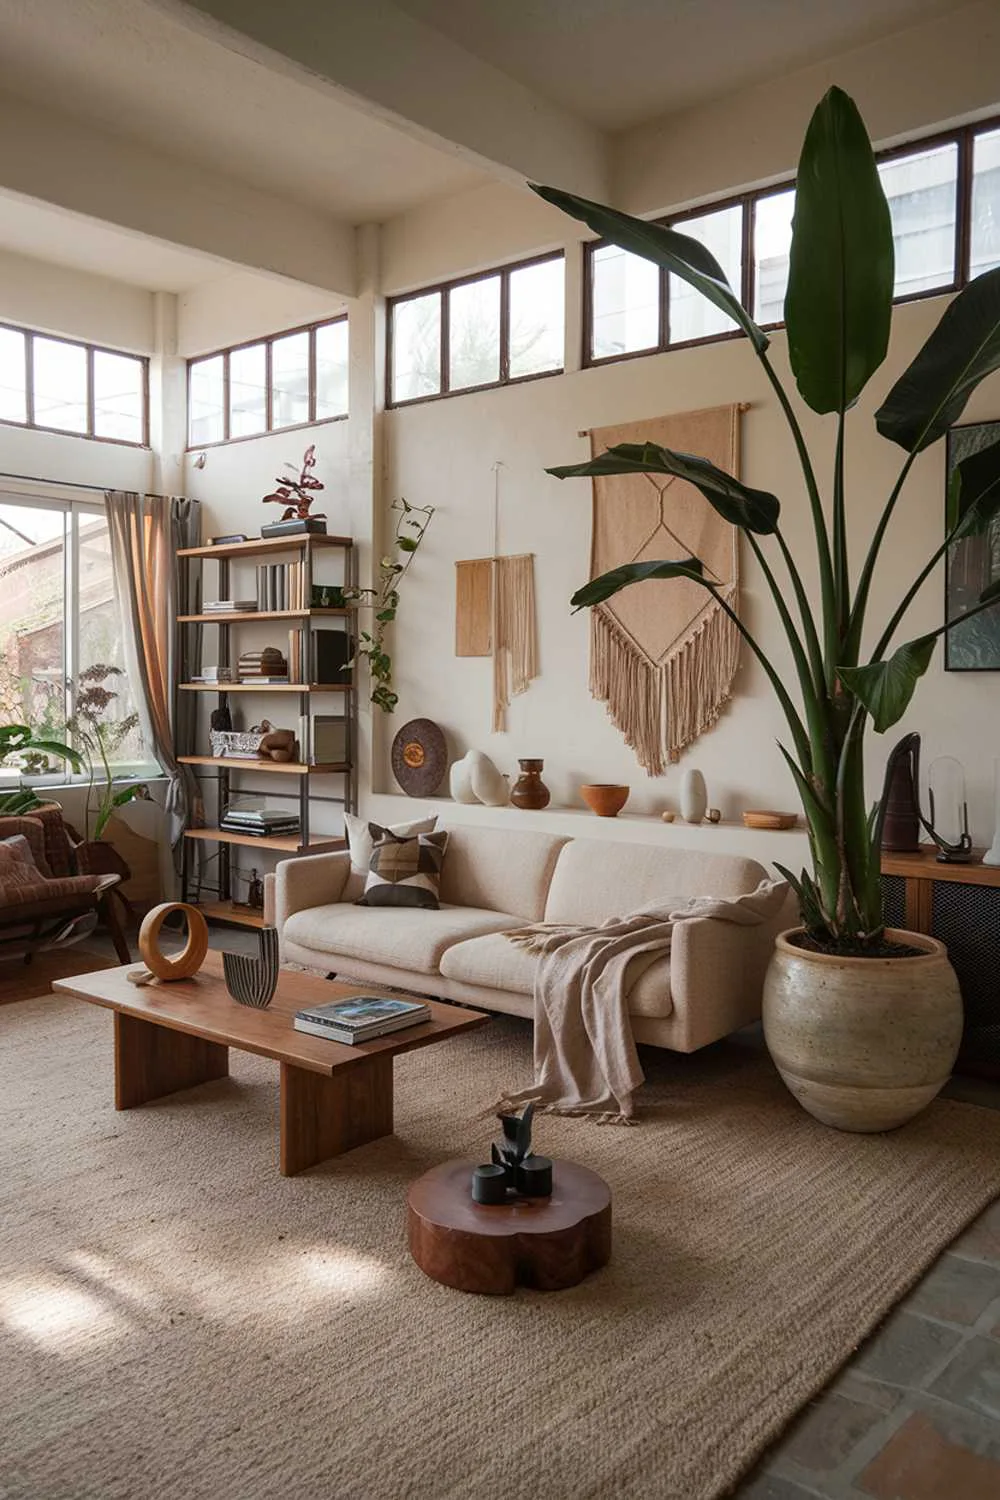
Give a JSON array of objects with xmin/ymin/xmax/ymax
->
[{"xmin": 2, "ymin": 996, "xmax": 1000, "ymax": 1500}]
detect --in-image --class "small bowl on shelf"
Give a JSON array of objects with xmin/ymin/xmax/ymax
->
[
  {"xmin": 579, "ymin": 783, "xmax": 630, "ymax": 818},
  {"xmin": 742, "ymin": 809, "xmax": 798, "ymax": 830}
]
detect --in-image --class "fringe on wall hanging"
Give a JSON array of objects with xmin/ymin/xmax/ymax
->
[
  {"xmin": 586, "ymin": 404, "xmax": 744, "ymax": 776},
  {"xmin": 492, "ymin": 551, "xmax": 538, "ymax": 732}
]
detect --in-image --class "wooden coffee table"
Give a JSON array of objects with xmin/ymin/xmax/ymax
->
[
  {"xmin": 407, "ymin": 1159, "xmax": 612, "ymax": 1293},
  {"xmin": 53, "ymin": 952, "xmax": 488, "ymax": 1176}
]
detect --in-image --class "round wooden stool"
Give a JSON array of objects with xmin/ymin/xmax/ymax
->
[{"xmin": 407, "ymin": 1159, "xmax": 611, "ymax": 1294}]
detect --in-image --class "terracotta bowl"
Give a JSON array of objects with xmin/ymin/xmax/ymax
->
[{"xmin": 579, "ymin": 783, "xmax": 630, "ymax": 818}]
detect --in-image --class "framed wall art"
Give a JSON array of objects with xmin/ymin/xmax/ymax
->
[{"xmin": 945, "ymin": 419, "xmax": 1000, "ymax": 670}]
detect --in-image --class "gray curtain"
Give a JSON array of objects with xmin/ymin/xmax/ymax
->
[{"xmin": 105, "ymin": 492, "xmax": 202, "ymax": 872}]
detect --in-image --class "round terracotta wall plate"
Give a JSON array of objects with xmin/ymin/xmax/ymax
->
[{"xmin": 391, "ymin": 718, "xmax": 448, "ymax": 797}]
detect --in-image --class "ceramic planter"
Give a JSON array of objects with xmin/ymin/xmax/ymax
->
[{"xmin": 762, "ymin": 928, "xmax": 963, "ymax": 1132}]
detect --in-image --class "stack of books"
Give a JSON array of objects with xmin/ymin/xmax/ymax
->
[
  {"xmin": 204, "ymin": 599, "xmax": 258, "ymax": 614},
  {"xmin": 238, "ymin": 647, "xmax": 290, "ymax": 684},
  {"xmin": 220, "ymin": 806, "xmax": 301, "ymax": 838},
  {"xmin": 256, "ymin": 562, "xmax": 306, "ymax": 612},
  {"xmin": 191, "ymin": 666, "xmax": 235, "ymax": 685},
  {"xmin": 293, "ymin": 995, "xmax": 430, "ymax": 1044}
]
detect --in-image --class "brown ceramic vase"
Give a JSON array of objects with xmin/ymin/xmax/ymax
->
[
  {"xmin": 762, "ymin": 929, "xmax": 963, "ymax": 1133},
  {"xmin": 510, "ymin": 759, "xmax": 550, "ymax": 810}
]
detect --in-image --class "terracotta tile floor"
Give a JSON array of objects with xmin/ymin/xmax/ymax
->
[{"xmin": 736, "ymin": 1070, "xmax": 1000, "ymax": 1499}]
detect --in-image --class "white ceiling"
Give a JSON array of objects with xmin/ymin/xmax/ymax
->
[
  {"xmin": 0, "ymin": 0, "xmax": 486, "ymax": 221},
  {"xmin": 394, "ymin": 0, "xmax": 966, "ymax": 131},
  {"xmin": 0, "ymin": 190, "xmax": 227, "ymax": 291}
]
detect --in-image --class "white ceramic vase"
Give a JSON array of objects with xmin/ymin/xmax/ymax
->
[{"xmin": 679, "ymin": 769, "xmax": 707, "ymax": 823}]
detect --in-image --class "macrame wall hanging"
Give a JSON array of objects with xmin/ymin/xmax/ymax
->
[
  {"xmin": 585, "ymin": 404, "xmax": 745, "ymax": 776},
  {"xmin": 454, "ymin": 461, "xmax": 539, "ymax": 732}
]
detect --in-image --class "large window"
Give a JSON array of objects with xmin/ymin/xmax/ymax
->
[
  {"xmin": 187, "ymin": 316, "xmax": 349, "ymax": 447},
  {"xmin": 387, "ymin": 253, "xmax": 565, "ymax": 406},
  {"xmin": 0, "ymin": 325, "xmax": 147, "ymax": 445},
  {"xmin": 0, "ymin": 496, "xmax": 155, "ymax": 778},
  {"xmin": 585, "ymin": 119, "xmax": 1000, "ymax": 366}
]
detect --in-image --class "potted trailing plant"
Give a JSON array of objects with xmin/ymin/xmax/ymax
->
[
  {"xmin": 536, "ymin": 86, "xmax": 1000, "ymax": 1132},
  {"xmin": 67, "ymin": 665, "xmax": 148, "ymax": 878},
  {"xmin": 347, "ymin": 497, "xmax": 435, "ymax": 712},
  {"xmin": 0, "ymin": 723, "xmax": 82, "ymax": 814}
]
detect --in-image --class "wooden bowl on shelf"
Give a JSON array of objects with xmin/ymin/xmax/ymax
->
[
  {"xmin": 742, "ymin": 809, "xmax": 798, "ymax": 830},
  {"xmin": 579, "ymin": 783, "xmax": 630, "ymax": 818}
]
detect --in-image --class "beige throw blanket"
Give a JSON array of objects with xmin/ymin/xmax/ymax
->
[{"xmin": 498, "ymin": 881, "xmax": 789, "ymax": 1123}]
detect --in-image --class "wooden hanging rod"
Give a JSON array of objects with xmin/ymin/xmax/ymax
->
[{"xmin": 576, "ymin": 402, "xmax": 752, "ymax": 438}]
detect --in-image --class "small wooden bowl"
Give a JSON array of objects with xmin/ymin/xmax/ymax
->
[
  {"xmin": 579, "ymin": 783, "xmax": 630, "ymax": 818},
  {"xmin": 742, "ymin": 809, "xmax": 798, "ymax": 830}
]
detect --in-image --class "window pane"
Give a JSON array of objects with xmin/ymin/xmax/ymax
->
[
  {"xmin": 879, "ymin": 143, "xmax": 957, "ymax": 297},
  {"xmin": 753, "ymin": 189, "xmax": 795, "ymax": 324},
  {"xmin": 449, "ymin": 275, "xmax": 501, "ymax": 390},
  {"xmin": 93, "ymin": 351, "xmax": 144, "ymax": 443},
  {"xmin": 271, "ymin": 331, "xmax": 310, "ymax": 429},
  {"xmin": 189, "ymin": 355, "xmax": 224, "ymax": 445},
  {"xmin": 971, "ymin": 128, "xmax": 1000, "ymax": 279},
  {"xmin": 509, "ymin": 258, "xmax": 564, "ymax": 378},
  {"xmin": 0, "ymin": 504, "xmax": 65, "ymax": 745},
  {"xmin": 392, "ymin": 293, "xmax": 441, "ymax": 402},
  {"xmin": 33, "ymin": 336, "xmax": 87, "ymax": 433},
  {"xmin": 77, "ymin": 512, "xmax": 149, "ymax": 769},
  {"xmin": 0, "ymin": 328, "xmax": 26, "ymax": 424},
  {"xmin": 670, "ymin": 206, "xmax": 742, "ymax": 342},
  {"xmin": 590, "ymin": 244, "xmax": 658, "ymax": 359},
  {"xmin": 229, "ymin": 343, "xmax": 266, "ymax": 437},
  {"xmin": 315, "ymin": 320, "xmax": 349, "ymax": 419}
]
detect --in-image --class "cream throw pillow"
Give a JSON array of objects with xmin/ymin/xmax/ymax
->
[{"xmin": 343, "ymin": 812, "xmax": 439, "ymax": 902}]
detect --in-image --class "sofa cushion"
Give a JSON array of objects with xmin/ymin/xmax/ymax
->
[
  {"xmin": 544, "ymin": 840, "xmax": 769, "ymax": 925},
  {"xmin": 358, "ymin": 830, "xmax": 448, "ymax": 910},
  {"xmin": 282, "ymin": 901, "xmax": 521, "ymax": 974},
  {"xmin": 439, "ymin": 930, "xmax": 673, "ymax": 1019},
  {"xmin": 437, "ymin": 825, "xmax": 568, "ymax": 921}
]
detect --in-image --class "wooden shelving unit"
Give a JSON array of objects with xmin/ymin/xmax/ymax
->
[{"xmin": 177, "ymin": 532, "xmax": 357, "ymax": 926}]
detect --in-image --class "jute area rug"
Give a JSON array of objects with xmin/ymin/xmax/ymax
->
[{"xmin": 2, "ymin": 996, "xmax": 1000, "ymax": 1500}]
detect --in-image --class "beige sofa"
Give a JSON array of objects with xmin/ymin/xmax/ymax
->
[{"xmin": 272, "ymin": 824, "xmax": 794, "ymax": 1052}]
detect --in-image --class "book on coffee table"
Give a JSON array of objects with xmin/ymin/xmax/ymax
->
[{"xmin": 294, "ymin": 995, "xmax": 430, "ymax": 1045}]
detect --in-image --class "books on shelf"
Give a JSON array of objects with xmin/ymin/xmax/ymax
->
[
  {"xmin": 314, "ymin": 629, "xmax": 353, "ymax": 684},
  {"xmin": 238, "ymin": 646, "xmax": 289, "ymax": 684},
  {"xmin": 293, "ymin": 995, "xmax": 430, "ymax": 1045},
  {"xmin": 220, "ymin": 808, "xmax": 301, "ymax": 837},
  {"xmin": 223, "ymin": 806, "xmax": 299, "ymax": 825},
  {"xmin": 204, "ymin": 600, "xmax": 258, "ymax": 613},
  {"xmin": 307, "ymin": 714, "xmax": 348, "ymax": 763},
  {"xmin": 256, "ymin": 562, "xmax": 306, "ymax": 613},
  {"xmin": 191, "ymin": 666, "xmax": 235, "ymax": 683}
]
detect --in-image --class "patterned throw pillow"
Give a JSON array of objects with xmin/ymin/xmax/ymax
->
[
  {"xmin": 342, "ymin": 812, "xmax": 438, "ymax": 903},
  {"xmin": 357, "ymin": 830, "xmax": 449, "ymax": 910},
  {"xmin": 0, "ymin": 844, "xmax": 103, "ymax": 907}
]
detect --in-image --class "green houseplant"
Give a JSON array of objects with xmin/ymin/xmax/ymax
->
[
  {"xmin": 537, "ymin": 87, "xmax": 995, "ymax": 1128},
  {"xmin": 348, "ymin": 498, "xmax": 435, "ymax": 713},
  {"xmin": 0, "ymin": 723, "xmax": 82, "ymax": 814},
  {"xmin": 67, "ymin": 665, "xmax": 147, "ymax": 845}
]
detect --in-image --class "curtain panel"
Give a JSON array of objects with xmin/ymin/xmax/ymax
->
[{"xmin": 105, "ymin": 492, "xmax": 202, "ymax": 871}]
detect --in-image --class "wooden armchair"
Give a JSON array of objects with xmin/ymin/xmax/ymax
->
[{"xmin": 0, "ymin": 803, "xmax": 131, "ymax": 963}]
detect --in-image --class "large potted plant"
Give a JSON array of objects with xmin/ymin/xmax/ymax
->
[
  {"xmin": 0, "ymin": 723, "xmax": 82, "ymax": 814},
  {"xmin": 67, "ymin": 665, "xmax": 148, "ymax": 878},
  {"xmin": 536, "ymin": 87, "xmax": 1000, "ymax": 1132}
]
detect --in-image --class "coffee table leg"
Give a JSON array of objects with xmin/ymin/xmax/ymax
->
[
  {"xmin": 279, "ymin": 1055, "xmax": 394, "ymax": 1176},
  {"xmin": 114, "ymin": 1012, "xmax": 229, "ymax": 1110}
]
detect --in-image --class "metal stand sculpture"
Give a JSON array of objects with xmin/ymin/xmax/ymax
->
[
  {"xmin": 879, "ymin": 733, "xmax": 973, "ymax": 864},
  {"xmin": 471, "ymin": 1103, "xmax": 554, "ymax": 1204}
]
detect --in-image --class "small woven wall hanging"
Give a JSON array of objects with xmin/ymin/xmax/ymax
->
[
  {"xmin": 454, "ymin": 461, "xmax": 538, "ymax": 732},
  {"xmin": 585, "ymin": 404, "xmax": 745, "ymax": 775}
]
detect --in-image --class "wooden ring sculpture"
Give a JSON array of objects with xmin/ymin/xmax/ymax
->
[{"xmin": 138, "ymin": 902, "xmax": 210, "ymax": 981}]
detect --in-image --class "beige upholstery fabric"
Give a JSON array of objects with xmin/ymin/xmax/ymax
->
[
  {"xmin": 274, "ymin": 851, "xmax": 352, "ymax": 931},
  {"xmin": 440, "ymin": 929, "xmax": 673, "ymax": 1019},
  {"xmin": 437, "ymin": 825, "xmax": 568, "ymax": 921},
  {"xmin": 282, "ymin": 901, "xmax": 521, "ymax": 974},
  {"xmin": 544, "ymin": 840, "xmax": 769, "ymax": 925}
]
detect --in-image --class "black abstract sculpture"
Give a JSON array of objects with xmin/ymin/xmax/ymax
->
[
  {"xmin": 471, "ymin": 1103, "xmax": 553, "ymax": 1204},
  {"xmin": 223, "ymin": 926, "xmax": 280, "ymax": 1008}
]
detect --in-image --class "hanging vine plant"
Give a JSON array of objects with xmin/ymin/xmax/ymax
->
[{"xmin": 347, "ymin": 498, "xmax": 435, "ymax": 712}]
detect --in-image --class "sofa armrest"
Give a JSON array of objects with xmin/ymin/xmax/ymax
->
[
  {"xmin": 273, "ymin": 851, "xmax": 352, "ymax": 930},
  {"xmin": 668, "ymin": 892, "xmax": 796, "ymax": 1051}
]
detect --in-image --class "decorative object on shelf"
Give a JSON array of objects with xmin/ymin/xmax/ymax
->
[
  {"xmin": 223, "ymin": 926, "xmax": 280, "ymax": 1008},
  {"xmin": 679, "ymin": 768, "xmax": 708, "ymax": 824},
  {"xmin": 449, "ymin": 749, "xmax": 508, "ymax": 806},
  {"xmin": 347, "ymin": 497, "xmax": 434, "ymax": 713},
  {"xmin": 455, "ymin": 462, "xmax": 540, "ymax": 731},
  {"xmin": 707, "ymin": 807, "xmax": 722, "ymax": 824},
  {"xmin": 390, "ymin": 717, "xmax": 448, "ymax": 797},
  {"xmin": 311, "ymin": 584, "xmax": 347, "ymax": 609},
  {"xmin": 570, "ymin": 406, "xmax": 742, "ymax": 776},
  {"xmin": 742, "ymin": 810, "xmax": 798, "ymax": 830},
  {"xmin": 945, "ymin": 419, "xmax": 1000, "ymax": 670},
  {"xmin": 207, "ymin": 533, "xmax": 247, "ymax": 546},
  {"xmin": 135, "ymin": 901, "xmax": 209, "ymax": 983},
  {"xmin": 984, "ymin": 759, "xmax": 1000, "ymax": 867},
  {"xmin": 510, "ymin": 759, "xmax": 550, "ymax": 810},
  {"xmin": 579, "ymin": 783, "xmax": 629, "ymax": 818},
  {"xmin": 539, "ymin": 87, "xmax": 1000, "ymax": 1128},
  {"xmin": 238, "ymin": 646, "xmax": 288, "ymax": 683},
  {"xmin": 257, "ymin": 727, "xmax": 296, "ymax": 762},
  {"xmin": 241, "ymin": 868, "xmax": 265, "ymax": 910},
  {"xmin": 209, "ymin": 704, "xmax": 233, "ymax": 733},
  {"xmin": 471, "ymin": 1103, "xmax": 553, "ymax": 1204},
  {"xmin": 660, "ymin": 810, "xmax": 675, "ymax": 823},
  {"xmin": 879, "ymin": 732, "xmax": 922, "ymax": 852},
  {"xmin": 261, "ymin": 444, "xmax": 327, "ymax": 535},
  {"xmin": 209, "ymin": 722, "xmax": 281, "ymax": 760},
  {"xmin": 925, "ymin": 755, "xmax": 973, "ymax": 863}
]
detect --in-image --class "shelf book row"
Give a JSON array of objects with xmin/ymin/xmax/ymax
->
[{"xmin": 257, "ymin": 562, "xmax": 307, "ymax": 612}]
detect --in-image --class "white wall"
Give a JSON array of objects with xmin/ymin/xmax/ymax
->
[
  {"xmin": 0, "ymin": 246, "xmax": 154, "ymax": 351},
  {"xmin": 178, "ymin": 270, "xmax": 347, "ymax": 356}
]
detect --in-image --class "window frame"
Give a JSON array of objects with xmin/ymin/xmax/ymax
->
[
  {"xmin": 185, "ymin": 314, "xmax": 349, "ymax": 450},
  {"xmin": 583, "ymin": 116, "xmax": 992, "ymax": 369},
  {"xmin": 0, "ymin": 492, "xmax": 160, "ymax": 783},
  {"xmin": 386, "ymin": 251, "xmax": 566, "ymax": 409},
  {"xmin": 0, "ymin": 322, "xmax": 149, "ymax": 447}
]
